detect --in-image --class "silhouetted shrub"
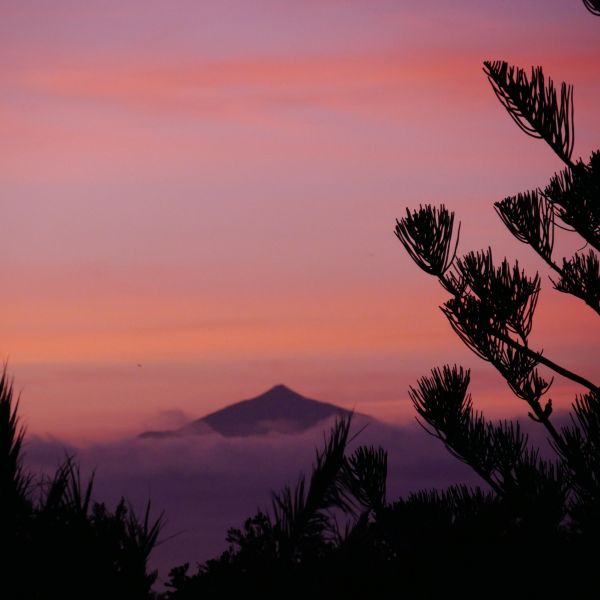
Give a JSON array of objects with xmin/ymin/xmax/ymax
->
[{"xmin": 0, "ymin": 367, "xmax": 162, "ymax": 600}]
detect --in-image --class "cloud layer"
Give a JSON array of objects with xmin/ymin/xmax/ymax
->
[{"xmin": 24, "ymin": 413, "xmax": 561, "ymax": 586}]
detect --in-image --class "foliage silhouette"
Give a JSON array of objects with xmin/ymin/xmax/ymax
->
[
  {"xmin": 161, "ymin": 415, "xmax": 393, "ymax": 598},
  {"xmin": 0, "ymin": 365, "xmax": 163, "ymax": 600},
  {"xmin": 162, "ymin": 415, "xmax": 595, "ymax": 599},
  {"xmin": 483, "ymin": 60, "xmax": 574, "ymax": 166},
  {"xmin": 395, "ymin": 51, "xmax": 600, "ymax": 534}
]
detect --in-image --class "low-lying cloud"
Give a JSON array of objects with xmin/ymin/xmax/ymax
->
[{"xmin": 24, "ymin": 414, "xmax": 560, "ymax": 587}]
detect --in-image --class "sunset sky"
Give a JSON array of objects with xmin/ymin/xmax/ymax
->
[{"xmin": 2, "ymin": 0, "xmax": 599, "ymax": 442}]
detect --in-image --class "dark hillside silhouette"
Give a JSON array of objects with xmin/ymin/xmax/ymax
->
[{"xmin": 140, "ymin": 384, "xmax": 357, "ymax": 438}]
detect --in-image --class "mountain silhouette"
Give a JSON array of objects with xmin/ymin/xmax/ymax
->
[{"xmin": 139, "ymin": 384, "xmax": 355, "ymax": 438}]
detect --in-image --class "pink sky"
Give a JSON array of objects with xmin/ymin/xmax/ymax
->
[{"xmin": 2, "ymin": 0, "xmax": 599, "ymax": 442}]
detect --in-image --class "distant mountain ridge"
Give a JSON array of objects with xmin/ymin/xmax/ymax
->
[{"xmin": 139, "ymin": 384, "xmax": 356, "ymax": 439}]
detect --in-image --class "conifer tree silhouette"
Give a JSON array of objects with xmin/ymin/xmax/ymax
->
[{"xmin": 395, "ymin": 49, "xmax": 599, "ymax": 535}]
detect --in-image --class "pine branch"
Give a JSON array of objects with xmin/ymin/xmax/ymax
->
[
  {"xmin": 451, "ymin": 248, "xmax": 541, "ymax": 341},
  {"xmin": 583, "ymin": 0, "xmax": 600, "ymax": 16},
  {"xmin": 396, "ymin": 205, "xmax": 599, "ymax": 394},
  {"xmin": 494, "ymin": 154, "xmax": 600, "ymax": 315},
  {"xmin": 408, "ymin": 365, "xmax": 502, "ymax": 493},
  {"xmin": 550, "ymin": 250, "xmax": 600, "ymax": 315},
  {"xmin": 409, "ymin": 364, "xmax": 567, "ymax": 519},
  {"xmin": 441, "ymin": 291, "xmax": 598, "ymax": 394},
  {"xmin": 495, "ymin": 190, "xmax": 558, "ymax": 269},
  {"xmin": 394, "ymin": 204, "xmax": 460, "ymax": 278},
  {"xmin": 549, "ymin": 390, "xmax": 600, "ymax": 530},
  {"xmin": 483, "ymin": 61, "xmax": 574, "ymax": 167},
  {"xmin": 545, "ymin": 151, "xmax": 600, "ymax": 253}
]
